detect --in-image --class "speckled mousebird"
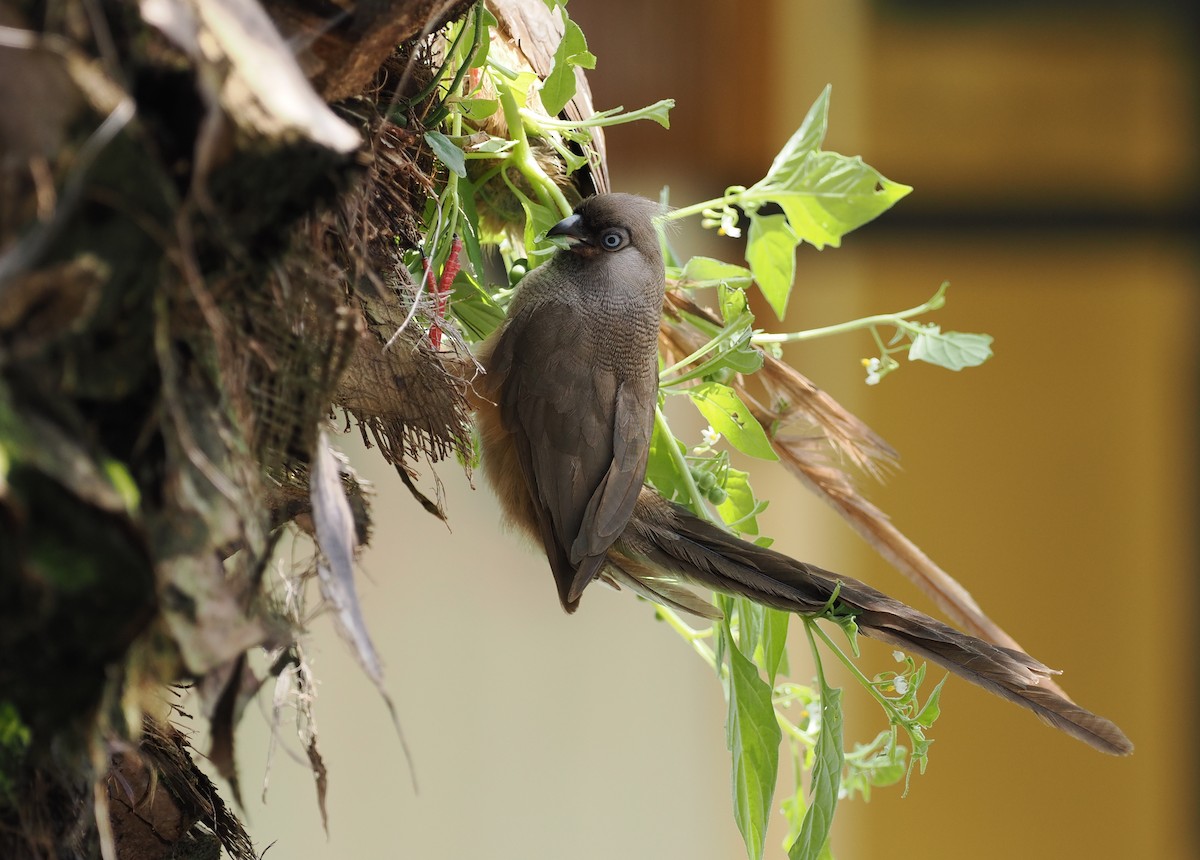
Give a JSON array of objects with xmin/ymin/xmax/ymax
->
[{"xmin": 472, "ymin": 192, "xmax": 1132, "ymax": 756}]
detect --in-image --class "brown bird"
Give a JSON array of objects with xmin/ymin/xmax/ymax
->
[{"xmin": 473, "ymin": 193, "xmax": 1132, "ymax": 756}]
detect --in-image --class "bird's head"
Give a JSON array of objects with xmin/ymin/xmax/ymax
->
[{"xmin": 546, "ymin": 193, "xmax": 664, "ymax": 266}]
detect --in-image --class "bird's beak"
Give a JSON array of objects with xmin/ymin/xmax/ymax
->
[{"xmin": 546, "ymin": 213, "xmax": 587, "ymax": 247}]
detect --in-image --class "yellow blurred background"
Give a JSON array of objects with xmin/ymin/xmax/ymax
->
[{"xmin": 234, "ymin": 2, "xmax": 1198, "ymax": 857}]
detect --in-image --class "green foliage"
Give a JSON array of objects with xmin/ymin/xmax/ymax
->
[
  {"xmin": 723, "ymin": 618, "xmax": 783, "ymax": 860},
  {"xmin": 678, "ymin": 256, "xmax": 753, "ymax": 290},
  {"xmin": 540, "ymin": 16, "xmax": 596, "ymax": 115},
  {"xmin": 752, "ymin": 281, "xmax": 994, "ymax": 385},
  {"xmin": 715, "ymin": 467, "xmax": 768, "ymax": 536},
  {"xmin": 686, "ymin": 383, "xmax": 777, "ymax": 461},
  {"xmin": 670, "ymin": 85, "xmax": 912, "ymax": 319},
  {"xmin": 412, "ymin": 7, "xmax": 988, "ymax": 857},
  {"xmin": 0, "ymin": 703, "xmax": 30, "ymax": 801},
  {"xmin": 424, "ymin": 130, "xmax": 467, "ymax": 177},
  {"xmin": 909, "ymin": 326, "xmax": 994, "ymax": 370},
  {"xmin": 745, "ymin": 213, "xmax": 799, "ymax": 319},
  {"xmin": 790, "ymin": 673, "xmax": 842, "ymax": 859}
]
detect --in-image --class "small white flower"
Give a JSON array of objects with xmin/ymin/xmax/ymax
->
[
  {"xmin": 893, "ymin": 676, "xmax": 909, "ymax": 695},
  {"xmin": 892, "ymin": 650, "xmax": 906, "ymax": 662},
  {"xmin": 863, "ymin": 356, "xmax": 884, "ymax": 385},
  {"xmin": 700, "ymin": 426, "xmax": 721, "ymax": 447}
]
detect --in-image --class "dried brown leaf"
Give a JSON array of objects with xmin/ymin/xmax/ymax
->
[
  {"xmin": 659, "ymin": 289, "xmax": 1068, "ymax": 697},
  {"xmin": 139, "ymin": 0, "xmax": 359, "ymax": 152}
]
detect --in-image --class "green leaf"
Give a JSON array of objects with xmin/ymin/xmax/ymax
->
[
  {"xmin": 760, "ymin": 608, "xmax": 790, "ymax": 687},
  {"xmin": 505, "ymin": 71, "xmax": 543, "ymax": 108},
  {"xmin": 915, "ymin": 675, "xmax": 948, "ymax": 728},
  {"xmin": 746, "ymin": 212, "xmax": 799, "ymax": 319},
  {"xmin": 716, "ymin": 339, "xmax": 764, "ymax": 378},
  {"xmin": 639, "ymin": 98, "xmax": 674, "ymax": 128},
  {"xmin": 468, "ymin": 7, "xmax": 497, "ymax": 68},
  {"xmin": 582, "ymin": 101, "xmax": 674, "ymax": 130},
  {"xmin": 659, "ymin": 300, "xmax": 760, "ymax": 386},
  {"xmin": 908, "ymin": 328, "xmax": 994, "ymax": 370},
  {"xmin": 679, "ymin": 256, "xmax": 753, "ymax": 289},
  {"xmin": 726, "ymin": 629, "xmax": 782, "ymax": 860},
  {"xmin": 757, "ymin": 151, "xmax": 912, "ymax": 250},
  {"xmin": 0, "ymin": 701, "xmax": 31, "ymax": 801},
  {"xmin": 450, "ymin": 270, "xmax": 506, "ymax": 340},
  {"xmin": 741, "ymin": 87, "xmax": 911, "ymax": 249},
  {"xmin": 782, "ymin": 739, "xmax": 834, "ymax": 860},
  {"xmin": 714, "ymin": 594, "xmax": 734, "ymax": 671},
  {"xmin": 455, "ymin": 98, "xmax": 499, "ymax": 121},
  {"xmin": 789, "ymin": 684, "xmax": 844, "ymax": 860},
  {"xmin": 687, "ymin": 382, "xmax": 778, "ymax": 461},
  {"xmin": 839, "ymin": 734, "xmax": 906, "ymax": 802},
  {"xmin": 645, "ymin": 415, "xmax": 690, "ymax": 504},
  {"xmin": 716, "ymin": 467, "xmax": 766, "ymax": 535},
  {"xmin": 762, "ymin": 85, "xmax": 831, "ymax": 189},
  {"xmin": 865, "ymin": 741, "xmax": 906, "ymax": 790},
  {"xmin": 471, "ymin": 137, "xmax": 516, "ymax": 154},
  {"xmin": 456, "ymin": 179, "xmax": 487, "ymax": 294},
  {"xmin": 506, "ymin": 181, "xmax": 560, "ymax": 260},
  {"xmin": 735, "ymin": 597, "xmax": 789, "ymax": 687},
  {"xmin": 540, "ymin": 17, "xmax": 596, "ymax": 115},
  {"xmin": 718, "ymin": 282, "xmax": 751, "ymax": 323},
  {"xmin": 424, "ymin": 130, "xmax": 466, "ymax": 177},
  {"xmin": 101, "ymin": 459, "xmax": 140, "ymax": 513},
  {"xmin": 0, "ymin": 702, "xmax": 30, "ymax": 748},
  {"xmin": 736, "ymin": 597, "xmax": 764, "ymax": 658}
]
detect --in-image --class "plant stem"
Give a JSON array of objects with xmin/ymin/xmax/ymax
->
[
  {"xmin": 777, "ymin": 711, "xmax": 817, "ymax": 747},
  {"xmin": 809, "ymin": 622, "xmax": 906, "ymax": 725},
  {"xmin": 654, "ymin": 405, "xmax": 719, "ymax": 525},
  {"xmin": 751, "ymin": 282, "xmax": 948, "ymax": 345},
  {"xmin": 523, "ymin": 98, "xmax": 675, "ymax": 130},
  {"xmin": 657, "ymin": 329, "xmax": 731, "ymax": 382},
  {"xmin": 405, "ymin": 14, "xmax": 473, "ymax": 108},
  {"xmin": 424, "ymin": 2, "xmax": 486, "ymax": 126},
  {"xmin": 654, "ymin": 605, "xmax": 718, "ymax": 669},
  {"xmin": 663, "ymin": 185, "xmax": 848, "ymax": 224},
  {"xmin": 495, "ymin": 81, "xmax": 572, "ymax": 217},
  {"xmin": 664, "ymin": 196, "xmax": 730, "ymax": 222},
  {"xmin": 442, "ymin": 110, "xmax": 464, "ymax": 248},
  {"xmin": 802, "ymin": 619, "xmax": 829, "ymax": 690}
]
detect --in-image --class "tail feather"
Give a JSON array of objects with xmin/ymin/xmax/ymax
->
[{"xmin": 618, "ymin": 497, "xmax": 1133, "ymax": 756}]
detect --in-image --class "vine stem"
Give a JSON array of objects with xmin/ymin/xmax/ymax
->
[
  {"xmin": 663, "ymin": 193, "xmax": 739, "ymax": 223},
  {"xmin": 808, "ymin": 622, "xmax": 907, "ymax": 725},
  {"xmin": 657, "ymin": 318, "xmax": 747, "ymax": 384},
  {"xmin": 752, "ymin": 282, "xmax": 948, "ymax": 345},
  {"xmin": 654, "ymin": 605, "xmax": 718, "ymax": 670},
  {"xmin": 495, "ymin": 80, "xmax": 572, "ymax": 217},
  {"xmin": 777, "ymin": 711, "xmax": 817, "ymax": 747},
  {"xmin": 802, "ymin": 619, "xmax": 829, "ymax": 690},
  {"xmin": 653, "ymin": 405, "xmax": 720, "ymax": 525},
  {"xmin": 521, "ymin": 98, "xmax": 675, "ymax": 130}
]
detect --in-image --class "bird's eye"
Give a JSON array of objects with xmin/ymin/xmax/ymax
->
[{"xmin": 599, "ymin": 229, "xmax": 626, "ymax": 250}]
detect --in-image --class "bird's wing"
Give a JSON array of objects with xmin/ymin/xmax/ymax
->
[{"xmin": 492, "ymin": 302, "xmax": 653, "ymax": 609}]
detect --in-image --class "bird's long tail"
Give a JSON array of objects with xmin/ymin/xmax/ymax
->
[{"xmin": 619, "ymin": 496, "xmax": 1133, "ymax": 756}]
